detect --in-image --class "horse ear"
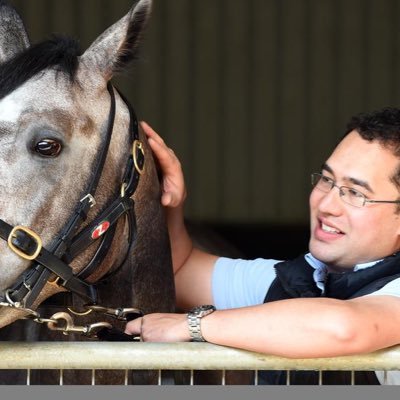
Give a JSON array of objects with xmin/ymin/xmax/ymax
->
[
  {"xmin": 78, "ymin": 0, "xmax": 152, "ymax": 82},
  {"xmin": 0, "ymin": 0, "xmax": 30, "ymax": 63}
]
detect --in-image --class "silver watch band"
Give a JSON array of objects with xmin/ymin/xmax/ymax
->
[
  {"xmin": 186, "ymin": 305, "xmax": 216, "ymax": 342},
  {"xmin": 187, "ymin": 313, "xmax": 205, "ymax": 342}
]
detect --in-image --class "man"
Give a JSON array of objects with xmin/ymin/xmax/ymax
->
[{"xmin": 126, "ymin": 108, "xmax": 400, "ymax": 384}]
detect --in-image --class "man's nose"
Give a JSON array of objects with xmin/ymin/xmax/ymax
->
[{"xmin": 317, "ymin": 186, "xmax": 344, "ymax": 215}]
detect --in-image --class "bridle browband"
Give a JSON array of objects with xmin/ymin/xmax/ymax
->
[{"xmin": 0, "ymin": 82, "xmax": 144, "ymax": 312}]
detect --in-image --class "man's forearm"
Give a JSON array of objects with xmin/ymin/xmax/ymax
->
[
  {"xmin": 126, "ymin": 295, "xmax": 400, "ymax": 358},
  {"xmin": 200, "ymin": 297, "xmax": 398, "ymax": 358},
  {"xmin": 165, "ymin": 206, "xmax": 193, "ymax": 275}
]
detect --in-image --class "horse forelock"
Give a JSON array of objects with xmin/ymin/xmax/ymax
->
[{"xmin": 0, "ymin": 35, "xmax": 81, "ymax": 100}]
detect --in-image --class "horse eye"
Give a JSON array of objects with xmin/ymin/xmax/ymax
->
[{"xmin": 35, "ymin": 139, "xmax": 62, "ymax": 157}]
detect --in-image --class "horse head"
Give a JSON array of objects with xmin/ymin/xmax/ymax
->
[{"xmin": 0, "ymin": 0, "xmax": 175, "ymax": 330}]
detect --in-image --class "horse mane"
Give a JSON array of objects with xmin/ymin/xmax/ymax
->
[{"xmin": 0, "ymin": 35, "xmax": 80, "ymax": 100}]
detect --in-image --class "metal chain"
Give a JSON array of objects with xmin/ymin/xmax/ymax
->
[
  {"xmin": 85, "ymin": 305, "xmax": 142, "ymax": 321},
  {"xmin": 0, "ymin": 298, "xmax": 142, "ymax": 339},
  {"xmin": 45, "ymin": 312, "xmax": 112, "ymax": 337}
]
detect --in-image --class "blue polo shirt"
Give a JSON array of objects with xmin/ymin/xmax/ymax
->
[
  {"xmin": 212, "ymin": 253, "xmax": 400, "ymax": 310},
  {"xmin": 211, "ymin": 253, "xmax": 400, "ymax": 385}
]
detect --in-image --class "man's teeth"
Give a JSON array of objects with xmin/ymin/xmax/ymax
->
[{"xmin": 321, "ymin": 223, "xmax": 341, "ymax": 233}]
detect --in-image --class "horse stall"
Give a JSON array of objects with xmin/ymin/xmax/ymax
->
[
  {"xmin": 2, "ymin": 0, "xmax": 400, "ymax": 389},
  {"xmin": 0, "ymin": 342, "xmax": 397, "ymax": 386}
]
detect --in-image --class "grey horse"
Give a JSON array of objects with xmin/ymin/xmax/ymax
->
[{"xmin": 0, "ymin": 0, "xmax": 175, "ymax": 384}]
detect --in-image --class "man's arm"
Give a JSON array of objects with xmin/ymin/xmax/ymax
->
[
  {"xmin": 133, "ymin": 123, "xmax": 400, "ymax": 357},
  {"xmin": 142, "ymin": 122, "xmax": 218, "ymax": 309},
  {"xmin": 126, "ymin": 294, "xmax": 400, "ymax": 358},
  {"xmin": 201, "ymin": 294, "xmax": 400, "ymax": 357}
]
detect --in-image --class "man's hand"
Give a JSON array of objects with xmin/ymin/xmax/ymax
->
[
  {"xmin": 142, "ymin": 121, "xmax": 186, "ymax": 208},
  {"xmin": 141, "ymin": 121, "xmax": 217, "ymax": 309},
  {"xmin": 125, "ymin": 313, "xmax": 191, "ymax": 342}
]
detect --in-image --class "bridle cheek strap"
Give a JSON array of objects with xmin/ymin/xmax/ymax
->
[{"xmin": 0, "ymin": 220, "xmax": 97, "ymax": 303}]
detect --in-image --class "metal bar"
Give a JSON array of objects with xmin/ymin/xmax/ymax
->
[
  {"xmin": 190, "ymin": 369, "xmax": 194, "ymax": 385},
  {"xmin": 0, "ymin": 342, "xmax": 399, "ymax": 371}
]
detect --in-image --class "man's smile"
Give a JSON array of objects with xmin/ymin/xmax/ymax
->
[{"xmin": 321, "ymin": 222, "xmax": 342, "ymax": 234}]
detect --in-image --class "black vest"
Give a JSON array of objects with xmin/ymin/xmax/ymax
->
[{"xmin": 261, "ymin": 253, "xmax": 400, "ymax": 385}]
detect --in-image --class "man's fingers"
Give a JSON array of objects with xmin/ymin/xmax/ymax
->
[
  {"xmin": 142, "ymin": 121, "xmax": 178, "ymax": 163},
  {"xmin": 161, "ymin": 192, "xmax": 172, "ymax": 207},
  {"xmin": 140, "ymin": 121, "xmax": 186, "ymax": 208},
  {"xmin": 148, "ymin": 137, "xmax": 172, "ymax": 167},
  {"xmin": 147, "ymin": 136, "xmax": 180, "ymax": 175},
  {"xmin": 141, "ymin": 121, "xmax": 165, "ymax": 145},
  {"xmin": 125, "ymin": 317, "xmax": 142, "ymax": 335}
]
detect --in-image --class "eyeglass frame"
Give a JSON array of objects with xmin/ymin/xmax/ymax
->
[{"xmin": 311, "ymin": 172, "xmax": 400, "ymax": 208}]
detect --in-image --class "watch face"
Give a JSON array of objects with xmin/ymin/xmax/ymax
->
[
  {"xmin": 197, "ymin": 305, "xmax": 215, "ymax": 311},
  {"xmin": 190, "ymin": 305, "xmax": 216, "ymax": 316}
]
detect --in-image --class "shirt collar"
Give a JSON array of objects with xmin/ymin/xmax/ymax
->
[
  {"xmin": 305, "ymin": 253, "xmax": 383, "ymax": 291},
  {"xmin": 305, "ymin": 253, "xmax": 382, "ymax": 272}
]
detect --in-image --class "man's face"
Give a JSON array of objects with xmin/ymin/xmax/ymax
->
[{"xmin": 309, "ymin": 130, "xmax": 400, "ymax": 271}]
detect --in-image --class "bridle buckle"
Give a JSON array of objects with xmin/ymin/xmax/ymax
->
[
  {"xmin": 132, "ymin": 140, "xmax": 145, "ymax": 175},
  {"xmin": 7, "ymin": 226, "xmax": 42, "ymax": 261},
  {"xmin": 80, "ymin": 194, "xmax": 96, "ymax": 208}
]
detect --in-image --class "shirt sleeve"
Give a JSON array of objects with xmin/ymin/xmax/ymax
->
[
  {"xmin": 212, "ymin": 257, "xmax": 280, "ymax": 310},
  {"xmin": 367, "ymin": 277, "xmax": 400, "ymax": 298}
]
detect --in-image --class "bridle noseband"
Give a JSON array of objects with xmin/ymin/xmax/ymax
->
[{"xmin": 0, "ymin": 82, "xmax": 144, "ymax": 313}]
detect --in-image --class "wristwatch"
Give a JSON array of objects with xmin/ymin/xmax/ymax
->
[{"xmin": 187, "ymin": 305, "xmax": 216, "ymax": 342}]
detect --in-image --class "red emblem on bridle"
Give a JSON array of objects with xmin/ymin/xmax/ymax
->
[{"xmin": 91, "ymin": 221, "xmax": 111, "ymax": 239}]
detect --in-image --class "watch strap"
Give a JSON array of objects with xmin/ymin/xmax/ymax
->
[{"xmin": 186, "ymin": 305, "xmax": 216, "ymax": 342}]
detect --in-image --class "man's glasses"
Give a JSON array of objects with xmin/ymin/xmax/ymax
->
[{"xmin": 311, "ymin": 173, "xmax": 400, "ymax": 208}]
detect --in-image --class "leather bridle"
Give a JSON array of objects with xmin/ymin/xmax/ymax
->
[{"xmin": 0, "ymin": 82, "xmax": 144, "ymax": 314}]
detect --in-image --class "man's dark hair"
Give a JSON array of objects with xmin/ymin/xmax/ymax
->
[
  {"xmin": 345, "ymin": 107, "xmax": 400, "ymax": 155},
  {"xmin": 344, "ymin": 107, "xmax": 400, "ymax": 190}
]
